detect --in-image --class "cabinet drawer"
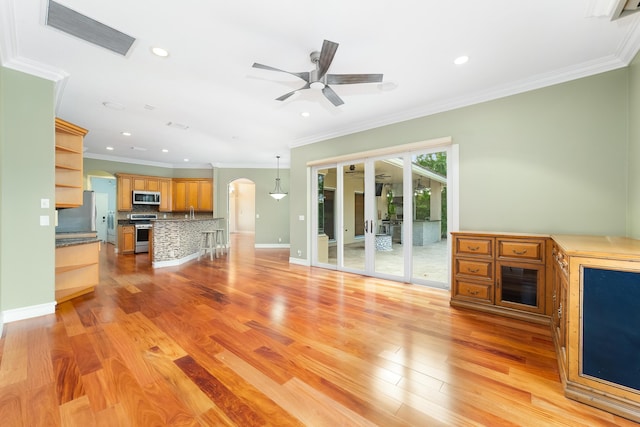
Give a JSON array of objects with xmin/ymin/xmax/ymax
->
[
  {"xmin": 455, "ymin": 259, "xmax": 493, "ymax": 280},
  {"xmin": 454, "ymin": 280, "xmax": 493, "ymax": 304},
  {"xmin": 455, "ymin": 237, "xmax": 493, "ymax": 257},
  {"xmin": 498, "ymin": 239, "xmax": 543, "ymax": 262}
]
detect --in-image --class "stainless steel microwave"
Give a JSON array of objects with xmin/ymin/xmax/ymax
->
[{"xmin": 132, "ymin": 191, "xmax": 161, "ymax": 205}]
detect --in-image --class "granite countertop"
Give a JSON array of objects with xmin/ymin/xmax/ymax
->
[
  {"xmin": 152, "ymin": 217, "xmax": 224, "ymax": 223},
  {"xmin": 55, "ymin": 237, "xmax": 100, "ymax": 248}
]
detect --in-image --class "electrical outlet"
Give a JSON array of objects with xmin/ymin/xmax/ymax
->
[
  {"xmin": 40, "ymin": 198, "xmax": 49, "ymax": 208},
  {"xmin": 297, "ymin": 250, "xmax": 302, "ymax": 256},
  {"xmin": 278, "ymin": 237, "xmax": 282, "ymax": 243}
]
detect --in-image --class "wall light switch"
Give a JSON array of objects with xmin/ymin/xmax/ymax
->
[
  {"xmin": 40, "ymin": 215, "xmax": 49, "ymax": 226},
  {"xmin": 298, "ymin": 215, "xmax": 305, "ymax": 221},
  {"xmin": 256, "ymin": 214, "xmax": 260, "ymax": 219},
  {"xmin": 40, "ymin": 198, "xmax": 50, "ymax": 208}
]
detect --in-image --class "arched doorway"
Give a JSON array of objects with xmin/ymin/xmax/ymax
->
[{"xmin": 228, "ymin": 179, "xmax": 256, "ymax": 234}]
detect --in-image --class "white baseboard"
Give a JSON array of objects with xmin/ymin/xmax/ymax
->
[
  {"xmin": 254, "ymin": 243, "xmax": 291, "ymax": 249},
  {"xmin": 3, "ymin": 302, "xmax": 56, "ymax": 323},
  {"xmin": 152, "ymin": 252, "xmax": 200, "ymax": 268},
  {"xmin": 289, "ymin": 257, "xmax": 310, "ymax": 266}
]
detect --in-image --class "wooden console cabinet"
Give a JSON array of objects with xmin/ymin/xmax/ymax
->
[
  {"xmin": 551, "ymin": 234, "xmax": 640, "ymax": 422},
  {"xmin": 450, "ymin": 232, "xmax": 551, "ymax": 324}
]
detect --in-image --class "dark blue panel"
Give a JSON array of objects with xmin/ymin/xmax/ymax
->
[{"xmin": 583, "ymin": 267, "xmax": 640, "ymax": 391}]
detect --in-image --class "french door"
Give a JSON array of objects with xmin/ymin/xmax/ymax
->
[{"xmin": 312, "ymin": 145, "xmax": 454, "ymax": 286}]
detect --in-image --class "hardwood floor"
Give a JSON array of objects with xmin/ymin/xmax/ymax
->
[{"xmin": 0, "ymin": 233, "xmax": 636, "ymax": 426}]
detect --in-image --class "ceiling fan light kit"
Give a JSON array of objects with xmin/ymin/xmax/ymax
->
[{"xmin": 253, "ymin": 40, "xmax": 383, "ymax": 106}]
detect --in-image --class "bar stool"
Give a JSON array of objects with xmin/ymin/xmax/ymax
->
[
  {"xmin": 213, "ymin": 228, "xmax": 227, "ymax": 257},
  {"xmin": 198, "ymin": 230, "xmax": 217, "ymax": 261}
]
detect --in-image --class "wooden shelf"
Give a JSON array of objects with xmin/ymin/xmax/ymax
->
[
  {"xmin": 55, "ymin": 118, "xmax": 87, "ymax": 208},
  {"xmin": 55, "ymin": 241, "xmax": 99, "ymax": 303}
]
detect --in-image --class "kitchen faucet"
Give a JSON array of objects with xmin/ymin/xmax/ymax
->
[{"xmin": 189, "ymin": 206, "xmax": 195, "ymax": 220}]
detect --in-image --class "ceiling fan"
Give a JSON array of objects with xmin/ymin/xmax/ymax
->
[
  {"xmin": 344, "ymin": 165, "xmax": 390, "ymax": 179},
  {"xmin": 252, "ymin": 40, "xmax": 383, "ymax": 106}
]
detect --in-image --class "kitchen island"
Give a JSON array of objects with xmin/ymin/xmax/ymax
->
[{"xmin": 151, "ymin": 218, "xmax": 225, "ymax": 268}]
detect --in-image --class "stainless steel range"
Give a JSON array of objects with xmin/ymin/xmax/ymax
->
[{"xmin": 130, "ymin": 213, "xmax": 157, "ymax": 253}]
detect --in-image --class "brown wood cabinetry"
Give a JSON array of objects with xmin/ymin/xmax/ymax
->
[
  {"xmin": 172, "ymin": 178, "xmax": 213, "ymax": 212},
  {"xmin": 550, "ymin": 235, "xmax": 640, "ymax": 422},
  {"xmin": 55, "ymin": 118, "xmax": 88, "ymax": 208},
  {"xmin": 55, "ymin": 241, "xmax": 99, "ymax": 303},
  {"xmin": 451, "ymin": 232, "xmax": 550, "ymax": 323},
  {"xmin": 116, "ymin": 174, "xmax": 173, "ymax": 212},
  {"xmin": 118, "ymin": 225, "xmax": 135, "ymax": 254}
]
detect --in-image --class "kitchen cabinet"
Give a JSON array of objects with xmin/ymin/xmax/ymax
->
[
  {"xmin": 450, "ymin": 232, "xmax": 550, "ymax": 324},
  {"xmin": 55, "ymin": 118, "xmax": 88, "ymax": 208},
  {"xmin": 551, "ymin": 234, "xmax": 640, "ymax": 422},
  {"xmin": 118, "ymin": 225, "xmax": 135, "ymax": 254},
  {"xmin": 172, "ymin": 178, "xmax": 213, "ymax": 212},
  {"xmin": 55, "ymin": 240, "xmax": 99, "ymax": 303},
  {"xmin": 116, "ymin": 174, "xmax": 133, "ymax": 211},
  {"xmin": 158, "ymin": 178, "xmax": 172, "ymax": 212},
  {"xmin": 116, "ymin": 174, "xmax": 173, "ymax": 212}
]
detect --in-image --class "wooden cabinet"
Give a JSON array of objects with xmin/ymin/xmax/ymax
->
[
  {"xmin": 55, "ymin": 118, "xmax": 88, "ymax": 208},
  {"xmin": 451, "ymin": 232, "xmax": 550, "ymax": 323},
  {"xmin": 116, "ymin": 174, "xmax": 133, "ymax": 211},
  {"xmin": 116, "ymin": 174, "xmax": 173, "ymax": 212},
  {"xmin": 118, "ymin": 225, "xmax": 135, "ymax": 254},
  {"xmin": 158, "ymin": 178, "xmax": 172, "ymax": 212},
  {"xmin": 551, "ymin": 235, "xmax": 640, "ymax": 422},
  {"xmin": 172, "ymin": 178, "xmax": 213, "ymax": 212},
  {"xmin": 55, "ymin": 241, "xmax": 99, "ymax": 303}
]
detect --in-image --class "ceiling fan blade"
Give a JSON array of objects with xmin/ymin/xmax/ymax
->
[
  {"xmin": 252, "ymin": 63, "xmax": 309, "ymax": 82},
  {"xmin": 317, "ymin": 40, "xmax": 339, "ymax": 77},
  {"xmin": 322, "ymin": 85, "xmax": 344, "ymax": 106},
  {"xmin": 276, "ymin": 82, "xmax": 311, "ymax": 101},
  {"xmin": 327, "ymin": 73, "xmax": 384, "ymax": 85}
]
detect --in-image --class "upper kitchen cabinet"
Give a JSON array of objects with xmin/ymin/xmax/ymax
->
[
  {"xmin": 116, "ymin": 173, "xmax": 173, "ymax": 212},
  {"xmin": 172, "ymin": 178, "xmax": 213, "ymax": 212},
  {"xmin": 116, "ymin": 174, "xmax": 133, "ymax": 211},
  {"xmin": 55, "ymin": 118, "xmax": 88, "ymax": 208}
]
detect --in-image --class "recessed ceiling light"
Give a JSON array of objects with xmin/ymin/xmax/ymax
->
[
  {"xmin": 106, "ymin": 146, "xmax": 114, "ymax": 151},
  {"xmin": 454, "ymin": 55, "xmax": 469, "ymax": 65},
  {"xmin": 184, "ymin": 158, "xmax": 189, "ymax": 162},
  {"xmin": 151, "ymin": 47, "xmax": 169, "ymax": 57},
  {"xmin": 162, "ymin": 149, "xmax": 169, "ymax": 153},
  {"xmin": 301, "ymin": 111, "xmax": 310, "ymax": 118},
  {"xmin": 144, "ymin": 104, "xmax": 156, "ymax": 110},
  {"xmin": 121, "ymin": 131, "xmax": 132, "ymax": 136},
  {"xmin": 102, "ymin": 101, "xmax": 125, "ymax": 110}
]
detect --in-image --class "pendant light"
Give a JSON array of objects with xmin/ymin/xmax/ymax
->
[{"xmin": 269, "ymin": 155, "xmax": 288, "ymax": 200}]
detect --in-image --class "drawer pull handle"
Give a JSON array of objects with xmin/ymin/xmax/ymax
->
[
  {"xmin": 558, "ymin": 303, "xmax": 563, "ymax": 320},
  {"xmin": 468, "ymin": 290, "xmax": 479, "ymax": 295},
  {"xmin": 512, "ymin": 249, "xmax": 528, "ymax": 255},
  {"xmin": 467, "ymin": 246, "xmax": 480, "ymax": 251},
  {"xmin": 467, "ymin": 267, "xmax": 480, "ymax": 273}
]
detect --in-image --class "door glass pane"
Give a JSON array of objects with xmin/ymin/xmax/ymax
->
[
  {"xmin": 342, "ymin": 163, "xmax": 365, "ymax": 271},
  {"xmin": 316, "ymin": 168, "xmax": 337, "ymax": 266},
  {"xmin": 374, "ymin": 158, "xmax": 404, "ymax": 277},
  {"xmin": 412, "ymin": 151, "xmax": 448, "ymax": 283}
]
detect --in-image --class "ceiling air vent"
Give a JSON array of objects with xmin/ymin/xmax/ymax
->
[
  {"xmin": 46, "ymin": 1, "xmax": 135, "ymax": 56},
  {"xmin": 611, "ymin": 0, "xmax": 640, "ymax": 20}
]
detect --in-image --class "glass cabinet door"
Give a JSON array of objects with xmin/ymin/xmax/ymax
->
[{"xmin": 495, "ymin": 261, "xmax": 545, "ymax": 313}]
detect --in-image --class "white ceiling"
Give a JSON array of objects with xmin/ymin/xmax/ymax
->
[{"xmin": 2, "ymin": 0, "xmax": 640, "ymax": 169}]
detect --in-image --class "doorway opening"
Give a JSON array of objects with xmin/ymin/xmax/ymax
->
[{"xmin": 228, "ymin": 179, "xmax": 256, "ymax": 236}]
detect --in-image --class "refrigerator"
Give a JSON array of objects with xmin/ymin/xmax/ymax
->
[{"xmin": 56, "ymin": 190, "xmax": 97, "ymax": 233}]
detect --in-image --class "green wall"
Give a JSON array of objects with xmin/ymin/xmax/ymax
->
[
  {"xmin": 83, "ymin": 157, "xmax": 212, "ymax": 180},
  {"xmin": 291, "ymin": 68, "xmax": 630, "ymax": 261},
  {"xmin": 216, "ymin": 168, "xmax": 290, "ymax": 245},
  {"xmin": 629, "ymin": 54, "xmax": 640, "ymax": 239},
  {"xmin": 0, "ymin": 67, "xmax": 56, "ymax": 313}
]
